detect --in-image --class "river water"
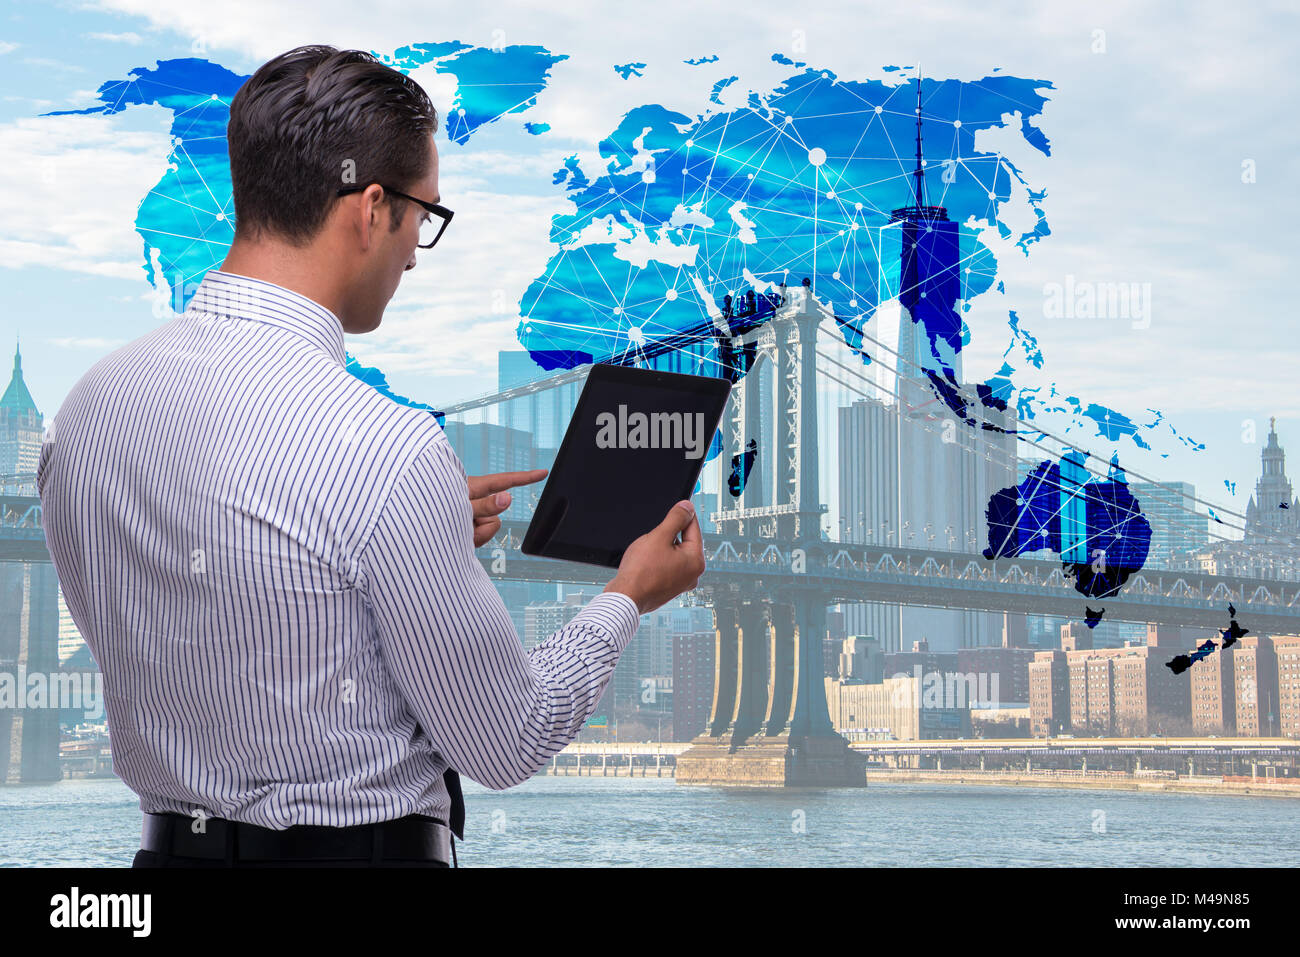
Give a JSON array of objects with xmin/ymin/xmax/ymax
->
[{"xmin": 1, "ymin": 774, "xmax": 1293, "ymax": 867}]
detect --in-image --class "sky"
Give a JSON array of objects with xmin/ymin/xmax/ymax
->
[{"xmin": 1, "ymin": 0, "xmax": 1297, "ymax": 534}]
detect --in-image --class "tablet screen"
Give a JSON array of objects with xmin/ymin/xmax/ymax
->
[{"xmin": 521, "ymin": 363, "xmax": 731, "ymax": 568}]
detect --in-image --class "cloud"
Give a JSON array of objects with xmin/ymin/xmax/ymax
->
[
  {"xmin": 21, "ymin": 0, "xmax": 1300, "ymax": 420},
  {"xmin": 0, "ymin": 112, "xmax": 172, "ymax": 280},
  {"xmin": 21, "ymin": 56, "xmax": 86, "ymax": 72},
  {"xmin": 85, "ymin": 31, "xmax": 144, "ymax": 44},
  {"xmin": 48, "ymin": 336, "xmax": 130, "ymax": 349},
  {"xmin": 348, "ymin": 184, "xmax": 571, "ymax": 381},
  {"xmin": 3, "ymin": 95, "xmax": 55, "ymax": 109}
]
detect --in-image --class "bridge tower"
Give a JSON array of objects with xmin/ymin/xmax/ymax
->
[
  {"xmin": 676, "ymin": 286, "xmax": 865, "ymax": 787},
  {"xmin": 712, "ymin": 284, "xmax": 827, "ymax": 541}
]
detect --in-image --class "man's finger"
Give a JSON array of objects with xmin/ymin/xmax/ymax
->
[
  {"xmin": 679, "ymin": 506, "xmax": 703, "ymax": 548},
  {"xmin": 470, "ymin": 490, "xmax": 511, "ymax": 519},
  {"xmin": 466, "ymin": 468, "xmax": 548, "ymax": 500},
  {"xmin": 656, "ymin": 500, "xmax": 697, "ymax": 541},
  {"xmin": 473, "ymin": 515, "xmax": 501, "ymax": 546}
]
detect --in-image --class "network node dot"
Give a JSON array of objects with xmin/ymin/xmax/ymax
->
[
  {"xmin": 849, "ymin": 299, "xmax": 857, "ymax": 308},
  {"xmin": 832, "ymin": 271, "xmax": 841, "ymax": 280},
  {"xmin": 665, "ymin": 288, "xmax": 678, "ymax": 301},
  {"xmin": 808, "ymin": 147, "xmax": 827, "ymax": 167},
  {"xmin": 953, "ymin": 120, "xmax": 962, "ymax": 128},
  {"xmin": 826, "ymin": 189, "xmax": 835, "ymax": 199},
  {"xmin": 874, "ymin": 105, "xmax": 882, "ymax": 114}
]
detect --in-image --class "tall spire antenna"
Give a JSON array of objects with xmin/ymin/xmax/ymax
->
[{"xmin": 913, "ymin": 72, "xmax": 926, "ymax": 208}]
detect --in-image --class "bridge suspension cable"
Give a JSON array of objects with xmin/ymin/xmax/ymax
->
[
  {"xmin": 816, "ymin": 310, "xmax": 1297, "ymax": 552},
  {"xmin": 422, "ymin": 296, "xmax": 1294, "ymax": 556}
]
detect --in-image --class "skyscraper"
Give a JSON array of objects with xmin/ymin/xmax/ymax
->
[
  {"xmin": 1128, "ymin": 481, "xmax": 1208, "ymax": 569},
  {"xmin": 1193, "ymin": 421, "xmax": 1299, "ymax": 579},
  {"xmin": 497, "ymin": 350, "xmax": 582, "ymax": 454},
  {"xmin": 0, "ymin": 341, "xmax": 42, "ymax": 491},
  {"xmin": 1245, "ymin": 419, "xmax": 1300, "ymax": 546},
  {"xmin": 868, "ymin": 77, "xmax": 965, "ymax": 407},
  {"xmin": 837, "ymin": 84, "xmax": 1014, "ymax": 651},
  {"xmin": 0, "ymin": 340, "xmax": 60, "ymax": 782}
]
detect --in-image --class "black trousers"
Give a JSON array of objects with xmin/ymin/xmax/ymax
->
[
  {"xmin": 131, "ymin": 848, "xmax": 449, "ymax": 868},
  {"xmin": 131, "ymin": 768, "xmax": 464, "ymax": 867}
]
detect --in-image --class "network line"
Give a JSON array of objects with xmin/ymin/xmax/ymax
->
[
  {"xmin": 812, "ymin": 342, "xmax": 1226, "ymax": 562},
  {"xmin": 818, "ymin": 312, "xmax": 1300, "ymax": 553},
  {"xmin": 448, "ymin": 291, "xmax": 1292, "ymax": 560},
  {"xmin": 441, "ymin": 68, "xmax": 1287, "ymax": 559}
]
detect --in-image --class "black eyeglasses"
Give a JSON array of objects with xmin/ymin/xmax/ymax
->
[{"xmin": 336, "ymin": 184, "xmax": 454, "ymax": 249}]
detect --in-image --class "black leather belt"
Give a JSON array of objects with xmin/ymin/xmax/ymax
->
[{"xmin": 141, "ymin": 811, "xmax": 453, "ymax": 865}]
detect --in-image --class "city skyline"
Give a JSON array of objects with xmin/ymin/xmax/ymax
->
[{"xmin": 12, "ymin": 330, "xmax": 1300, "ymax": 754}]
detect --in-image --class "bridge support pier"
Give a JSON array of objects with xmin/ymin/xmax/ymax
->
[
  {"xmin": 677, "ymin": 594, "xmax": 866, "ymax": 788},
  {"xmin": 677, "ymin": 289, "xmax": 864, "ymax": 788}
]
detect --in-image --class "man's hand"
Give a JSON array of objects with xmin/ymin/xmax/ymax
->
[
  {"xmin": 603, "ymin": 500, "xmax": 706, "ymax": 615},
  {"xmin": 466, "ymin": 468, "xmax": 548, "ymax": 547}
]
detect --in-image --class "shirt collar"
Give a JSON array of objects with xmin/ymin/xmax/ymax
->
[{"xmin": 186, "ymin": 269, "xmax": 347, "ymax": 366}]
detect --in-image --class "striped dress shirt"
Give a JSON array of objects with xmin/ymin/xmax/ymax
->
[{"xmin": 37, "ymin": 268, "xmax": 641, "ymax": 831}]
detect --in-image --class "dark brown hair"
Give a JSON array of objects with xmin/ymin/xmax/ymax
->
[{"xmin": 227, "ymin": 44, "xmax": 439, "ymax": 245}]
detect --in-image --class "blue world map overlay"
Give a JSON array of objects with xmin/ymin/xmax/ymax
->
[{"xmin": 42, "ymin": 40, "xmax": 1205, "ymax": 626}]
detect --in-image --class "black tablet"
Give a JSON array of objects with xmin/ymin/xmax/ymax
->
[{"xmin": 521, "ymin": 362, "xmax": 732, "ymax": 568}]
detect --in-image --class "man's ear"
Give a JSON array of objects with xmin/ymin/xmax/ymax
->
[{"xmin": 355, "ymin": 183, "xmax": 388, "ymax": 252}]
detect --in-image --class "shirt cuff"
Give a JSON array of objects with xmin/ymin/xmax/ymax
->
[{"xmin": 573, "ymin": 591, "xmax": 642, "ymax": 653}]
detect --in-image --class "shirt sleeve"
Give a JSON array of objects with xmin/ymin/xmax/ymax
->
[{"xmin": 356, "ymin": 432, "xmax": 642, "ymax": 790}]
